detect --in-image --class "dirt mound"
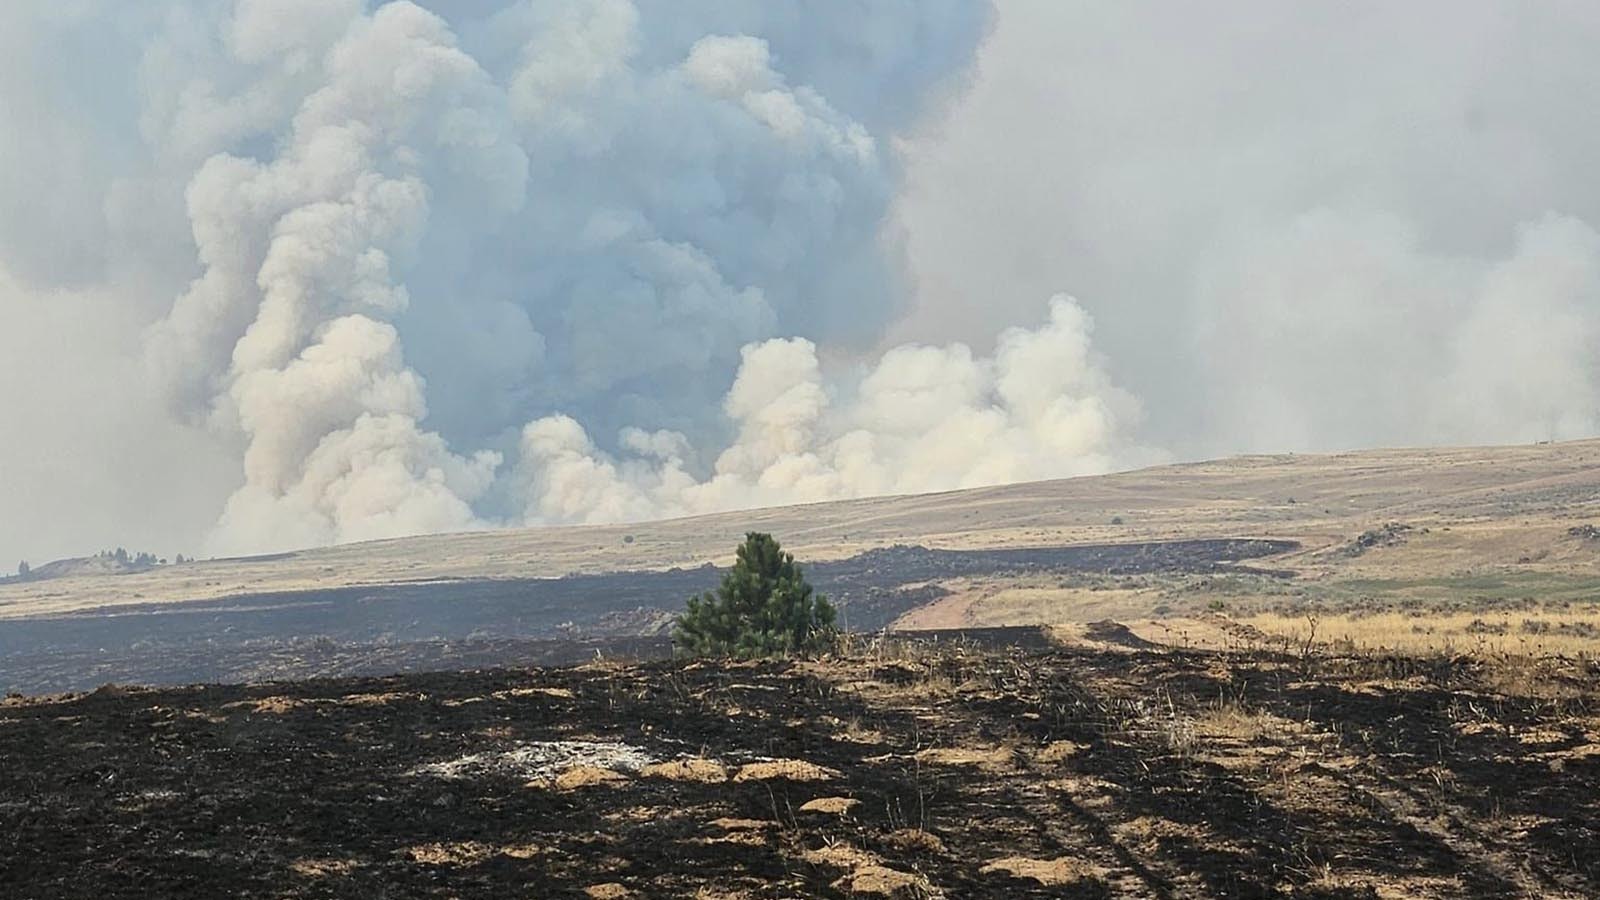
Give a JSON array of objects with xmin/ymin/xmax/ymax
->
[
  {"xmin": 798, "ymin": 796, "xmax": 859, "ymax": 815},
  {"xmin": 545, "ymin": 766, "xmax": 626, "ymax": 791},
  {"xmin": 833, "ymin": 865, "xmax": 931, "ymax": 897},
  {"xmin": 640, "ymin": 758, "xmax": 727, "ymax": 783},
  {"xmin": 1082, "ymin": 619, "xmax": 1159, "ymax": 648},
  {"xmin": 980, "ymin": 855, "xmax": 1094, "ymax": 886},
  {"xmin": 730, "ymin": 759, "xmax": 838, "ymax": 782}
]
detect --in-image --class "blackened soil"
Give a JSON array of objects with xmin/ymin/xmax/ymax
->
[
  {"xmin": 0, "ymin": 539, "xmax": 1295, "ymax": 693},
  {"xmin": 1, "ymin": 643, "xmax": 1593, "ymax": 899}
]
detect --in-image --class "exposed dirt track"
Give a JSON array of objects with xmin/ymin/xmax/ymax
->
[{"xmin": 2, "ymin": 642, "xmax": 1595, "ymax": 898}]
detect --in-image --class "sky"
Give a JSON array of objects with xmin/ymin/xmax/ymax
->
[{"xmin": 3, "ymin": 1, "xmax": 1599, "ymax": 565}]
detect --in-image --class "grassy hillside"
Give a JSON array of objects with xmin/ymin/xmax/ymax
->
[{"xmin": 4, "ymin": 438, "xmax": 1599, "ymax": 621}]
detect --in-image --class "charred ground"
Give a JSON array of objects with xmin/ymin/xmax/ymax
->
[
  {"xmin": 0, "ymin": 539, "xmax": 1293, "ymax": 694},
  {"xmin": 2, "ymin": 637, "xmax": 1595, "ymax": 899}
]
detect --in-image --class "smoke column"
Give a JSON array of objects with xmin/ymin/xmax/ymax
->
[
  {"xmin": 4, "ymin": 0, "xmax": 1140, "ymax": 557},
  {"xmin": 14, "ymin": 3, "xmax": 1591, "ymax": 563}
]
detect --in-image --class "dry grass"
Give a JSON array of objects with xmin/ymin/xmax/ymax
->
[
  {"xmin": 893, "ymin": 580, "xmax": 1153, "ymax": 630},
  {"xmin": 542, "ymin": 766, "xmax": 627, "ymax": 791},
  {"xmin": 1240, "ymin": 608, "xmax": 1600, "ymax": 657},
  {"xmin": 913, "ymin": 745, "xmax": 1016, "ymax": 772},
  {"xmin": 798, "ymin": 797, "xmax": 859, "ymax": 815},
  {"xmin": 7, "ymin": 437, "xmax": 1600, "ymax": 619},
  {"xmin": 640, "ymin": 758, "xmax": 728, "ymax": 783},
  {"xmin": 978, "ymin": 856, "xmax": 1098, "ymax": 887},
  {"xmin": 1191, "ymin": 706, "xmax": 1285, "ymax": 742},
  {"xmin": 730, "ymin": 759, "xmax": 838, "ymax": 783}
]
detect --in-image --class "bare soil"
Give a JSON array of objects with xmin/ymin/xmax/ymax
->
[{"xmin": 2, "ymin": 640, "xmax": 1595, "ymax": 898}]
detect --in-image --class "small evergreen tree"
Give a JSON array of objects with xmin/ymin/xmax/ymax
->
[
  {"xmin": 16, "ymin": 560, "xmax": 28, "ymax": 578},
  {"xmin": 674, "ymin": 532, "xmax": 837, "ymax": 658}
]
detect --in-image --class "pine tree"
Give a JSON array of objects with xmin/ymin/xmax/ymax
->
[{"xmin": 674, "ymin": 532, "xmax": 838, "ymax": 658}]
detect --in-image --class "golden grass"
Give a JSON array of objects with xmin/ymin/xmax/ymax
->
[
  {"xmin": 979, "ymin": 856, "xmax": 1098, "ymax": 887},
  {"xmin": 7, "ymin": 438, "xmax": 1600, "ymax": 618},
  {"xmin": 730, "ymin": 759, "xmax": 838, "ymax": 783},
  {"xmin": 1191, "ymin": 707, "xmax": 1284, "ymax": 742},
  {"xmin": 895, "ymin": 582, "xmax": 1155, "ymax": 630},
  {"xmin": 798, "ymin": 796, "xmax": 860, "ymax": 815},
  {"xmin": 639, "ymin": 758, "xmax": 728, "ymax": 783},
  {"xmin": 1240, "ymin": 608, "xmax": 1600, "ymax": 657}
]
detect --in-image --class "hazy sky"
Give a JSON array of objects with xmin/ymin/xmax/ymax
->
[
  {"xmin": 4, "ymin": 1, "xmax": 1599, "ymax": 565},
  {"xmin": 893, "ymin": 1, "xmax": 1600, "ymax": 454}
]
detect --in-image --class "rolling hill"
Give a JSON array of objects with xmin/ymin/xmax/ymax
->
[
  {"xmin": 3, "ymin": 438, "xmax": 1600, "ymax": 692},
  {"xmin": 4, "ymin": 438, "xmax": 1600, "ymax": 617}
]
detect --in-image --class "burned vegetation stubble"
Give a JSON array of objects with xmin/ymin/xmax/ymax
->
[
  {"xmin": 0, "ymin": 538, "xmax": 1297, "ymax": 695},
  {"xmin": 1, "ymin": 641, "xmax": 1596, "ymax": 898}
]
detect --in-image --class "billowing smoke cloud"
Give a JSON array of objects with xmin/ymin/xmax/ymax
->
[
  {"xmin": 6, "ymin": 1, "xmax": 1600, "ymax": 564},
  {"xmin": 3, "ymin": 0, "xmax": 1020, "ymax": 559},
  {"xmin": 515, "ymin": 296, "xmax": 1139, "ymax": 524},
  {"xmin": 145, "ymin": 2, "xmax": 526, "ymax": 551},
  {"xmin": 895, "ymin": 1, "xmax": 1600, "ymax": 455}
]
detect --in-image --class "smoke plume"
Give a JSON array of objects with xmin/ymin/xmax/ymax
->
[
  {"xmin": 4, "ymin": 0, "xmax": 1024, "ymax": 558},
  {"xmin": 895, "ymin": 1, "xmax": 1600, "ymax": 455},
  {"xmin": 5, "ymin": 1, "xmax": 1599, "ymax": 564},
  {"xmin": 515, "ymin": 296, "xmax": 1139, "ymax": 525}
]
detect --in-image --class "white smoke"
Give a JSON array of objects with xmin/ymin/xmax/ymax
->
[
  {"xmin": 895, "ymin": 1, "xmax": 1600, "ymax": 456},
  {"xmin": 71, "ymin": 0, "xmax": 1028, "ymax": 556},
  {"xmin": 9, "ymin": 1, "xmax": 1599, "ymax": 565},
  {"xmin": 1439, "ymin": 216, "xmax": 1600, "ymax": 441},
  {"xmin": 145, "ymin": 2, "xmax": 528, "ymax": 553},
  {"xmin": 514, "ymin": 296, "xmax": 1141, "ymax": 525},
  {"xmin": 1189, "ymin": 209, "xmax": 1600, "ymax": 450}
]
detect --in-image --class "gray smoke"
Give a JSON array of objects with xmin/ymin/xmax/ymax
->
[
  {"xmin": 1, "ymin": 0, "xmax": 1016, "ymax": 558},
  {"xmin": 895, "ymin": 1, "xmax": 1600, "ymax": 455},
  {"xmin": 4, "ymin": 1, "xmax": 1598, "ymax": 564}
]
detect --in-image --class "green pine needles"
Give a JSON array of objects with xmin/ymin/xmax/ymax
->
[{"xmin": 674, "ymin": 532, "xmax": 839, "ymax": 658}]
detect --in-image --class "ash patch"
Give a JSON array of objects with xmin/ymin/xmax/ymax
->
[{"xmin": 411, "ymin": 739, "xmax": 658, "ymax": 781}]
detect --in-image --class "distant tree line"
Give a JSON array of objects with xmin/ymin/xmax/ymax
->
[
  {"xmin": 10, "ymin": 549, "xmax": 197, "ymax": 579},
  {"xmin": 94, "ymin": 548, "xmax": 164, "ymax": 567}
]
